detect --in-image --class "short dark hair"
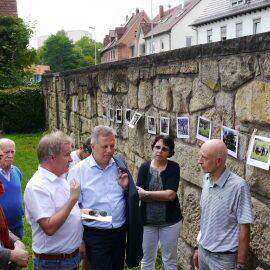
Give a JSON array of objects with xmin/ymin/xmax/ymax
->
[{"xmin": 151, "ymin": 135, "xmax": 175, "ymax": 158}]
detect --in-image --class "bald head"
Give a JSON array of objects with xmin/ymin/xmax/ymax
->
[{"xmin": 202, "ymin": 139, "xmax": 228, "ymax": 162}]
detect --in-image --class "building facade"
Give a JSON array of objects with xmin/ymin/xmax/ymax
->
[
  {"xmin": 0, "ymin": 0, "xmax": 17, "ymax": 17},
  {"xmin": 192, "ymin": 0, "xmax": 270, "ymax": 43}
]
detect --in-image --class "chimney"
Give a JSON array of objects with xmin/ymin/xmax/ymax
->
[
  {"xmin": 159, "ymin": 5, "xmax": 164, "ymax": 18},
  {"xmin": 136, "ymin": 8, "xmax": 139, "ymax": 14}
]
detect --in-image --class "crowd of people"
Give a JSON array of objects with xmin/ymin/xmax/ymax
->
[{"xmin": 0, "ymin": 125, "xmax": 253, "ymax": 270}]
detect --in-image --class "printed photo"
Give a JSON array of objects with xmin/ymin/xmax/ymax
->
[
  {"xmin": 109, "ymin": 108, "xmax": 115, "ymax": 122},
  {"xmin": 196, "ymin": 116, "xmax": 211, "ymax": 142},
  {"xmin": 221, "ymin": 126, "xmax": 239, "ymax": 158},
  {"xmin": 247, "ymin": 135, "xmax": 270, "ymax": 170},
  {"xmin": 177, "ymin": 117, "xmax": 190, "ymax": 139},
  {"xmin": 116, "ymin": 109, "xmax": 122, "ymax": 123},
  {"xmin": 160, "ymin": 117, "xmax": 170, "ymax": 136},
  {"xmin": 125, "ymin": 109, "xmax": 132, "ymax": 124},
  {"xmin": 128, "ymin": 112, "xmax": 142, "ymax": 128},
  {"xmin": 147, "ymin": 116, "xmax": 156, "ymax": 135}
]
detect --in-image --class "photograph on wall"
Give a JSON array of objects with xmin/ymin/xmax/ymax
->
[
  {"xmin": 116, "ymin": 109, "xmax": 122, "ymax": 124},
  {"xmin": 221, "ymin": 126, "xmax": 239, "ymax": 158},
  {"xmin": 247, "ymin": 135, "xmax": 270, "ymax": 170},
  {"xmin": 160, "ymin": 117, "xmax": 170, "ymax": 136},
  {"xmin": 125, "ymin": 109, "xmax": 132, "ymax": 124},
  {"xmin": 177, "ymin": 117, "xmax": 190, "ymax": 139},
  {"xmin": 109, "ymin": 108, "xmax": 115, "ymax": 122},
  {"xmin": 147, "ymin": 116, "xmax": 156, "ymax": 135},
  {"xmin": 102, "ymin": 105, "xmax": 107, "ymax": 119},
  {"xmin": 196, "ymin": 116, "xmax": 212, "ymax": 142},
  {"xmin": 128, "ymin": 112, "xmax": 142, "ymax": 128}
]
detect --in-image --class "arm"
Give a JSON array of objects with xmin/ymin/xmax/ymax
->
[
  {"xmin": 38, "ymin": 180, "xmax": 80, "ymax": 236},
  {"xmin": 237, "ymin": 224, "xmax": 250, "ymax": 266},
  {"xmin": 136, "ymin": 186, "xmax": 176, "ymax": 202}
]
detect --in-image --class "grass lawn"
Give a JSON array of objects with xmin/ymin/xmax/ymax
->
[{"xmin": 6, "ymin": 133, "xmax": 166, "ymax": 270}]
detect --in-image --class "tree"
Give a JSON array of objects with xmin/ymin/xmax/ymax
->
[
  {"xmin": 74, "ymin": 36, "xmax": 103, "ymax": 65},
  {"xmin": 0, "ymin": 16, "xmax": 36, "ymax": 89},
  {"xmin": 38, "ymin": 30, "xmax": 83, "ymax": 72}
]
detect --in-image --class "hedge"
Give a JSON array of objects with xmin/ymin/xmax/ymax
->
[{"xmin": 0, "ymin": 87, "xmax": 45, "ymax": 133}]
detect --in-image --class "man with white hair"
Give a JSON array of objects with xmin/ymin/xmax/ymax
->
[
  {"xmin": 194, "ymin": 139, "xmax": 253, "ymax": 270},
  {"xmin": 68, "ymin": 125, "xmax": 143, "ymax": 270},
  {"xmin": 0, "ymin": 138, "xmax": 24, "ymax": 239},
  {"xmin": 24, "ymin": 131, "xmax": 83, "ymax": 270}
]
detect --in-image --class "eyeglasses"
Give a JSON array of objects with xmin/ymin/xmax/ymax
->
[{"xmin": 154, "ymin": 145, "xmax": 169, "ymax": 152}]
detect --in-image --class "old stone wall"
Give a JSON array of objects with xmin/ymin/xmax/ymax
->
[{"xmin": 43, "ymin": 32, "xmax": 270, "ymax": 270}]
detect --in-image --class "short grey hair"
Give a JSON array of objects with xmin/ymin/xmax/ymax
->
[
  {"xmin": 0, "ymin": 138, "xmax": 15, "ymax": 150},
  {"xmin": 91, "ymin": 125, "xmax": 115, "ymax": 145},
  {"xmin": 37, "ymin": 131, "xmax": 72, "ymax": 164}
]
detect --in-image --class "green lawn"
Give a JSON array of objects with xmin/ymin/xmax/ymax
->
[{"xmin": 6, "ymin": 133, "xmax": 166, "ymax": 270}]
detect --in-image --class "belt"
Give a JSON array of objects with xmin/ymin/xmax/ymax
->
[
  {"xmin": 204, "ymin": 247, "xmax": 236, "ymax": 255},
  {"xmin": 83, "ymin": 225, "xmax": 126, "ymax": 233},
  {"xmin": 33, "ymin": 248, "xmax": 79, "ymax": 260}
]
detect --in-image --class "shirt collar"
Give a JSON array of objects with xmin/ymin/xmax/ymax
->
[
  {"xmin": 88, "ymin": 154, "xmax": 115, "ymax": 170},
  {"xmin": 207, "ymin": 168, "xmax": 230, "ymax": 188},
  {"xmin": 38, "ymin": 166, "xmax": 64, "ymax": 182},
  {"xmin": 0, "ymin": 166, "xmax": 13, "ymax": 174}
]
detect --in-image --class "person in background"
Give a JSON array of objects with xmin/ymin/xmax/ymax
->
[
  {"xmin": 70, "ymin": 138, "xmax": 92, "ymax": 168},
  {"xmin": 24, "ymin": 131, "xmax": 83, "ymax": 270},
  {"xmin": 193, "ymin": 139, "xmax": 253, "ymax": 270},
  {"xmin": 0, "ymin": 138, "xmax": 24, "ymax": 239},
  {"xmin": 136, "ymin": 135, "xmax": 182, "ymax": 270},
  {"xmin": 0, "ymin": 150, "xmax": 29, "ymax": 270}
]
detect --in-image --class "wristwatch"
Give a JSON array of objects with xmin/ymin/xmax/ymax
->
[{"xmin": 236, "ymin": 263, "xmax": 245, "ymax": 270}]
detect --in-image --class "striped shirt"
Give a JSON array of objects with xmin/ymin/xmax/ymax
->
[{"xmin": 198, "ymin": 168, "xmax": 253, "ymax": 252}]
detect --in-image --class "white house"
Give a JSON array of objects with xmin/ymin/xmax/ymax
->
[
  {"xmin": 144, "ymin": 0, "xmax": 210, "ymax": 54},
  {"xmin": 191, "ymin": 0, "xmax": 270, "ymax": 43}
]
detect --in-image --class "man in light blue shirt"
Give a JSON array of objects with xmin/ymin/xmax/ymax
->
[
  {"xmin": 193, "ymin": 139, "xmax": 253, "ymax": 270},
  {"xmin": 68, "ymin": 125, "xmax": 129, "ymax": 270}
]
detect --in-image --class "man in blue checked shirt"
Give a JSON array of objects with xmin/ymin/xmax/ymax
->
[{"xmin": 194, "ymin": 139, "xmax": 253, "ymax": 270}]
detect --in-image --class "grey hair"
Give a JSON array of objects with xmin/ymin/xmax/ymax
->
[
  {"xmin": 37, "ymin": 131, "xmax": 72, "ymax": 164},
  {"xmin": 91, "ymin": 125, "xmax": 115, "ymax": 145},
  {"xmin": 0, "ymin": 138, "xmax": 15, "ymax": 150}
]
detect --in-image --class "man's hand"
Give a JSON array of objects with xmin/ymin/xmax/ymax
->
[
  {"xmin": 70, "ymin": 179, "xmax": 80, "ymax": 203},
  {"xmin": 118, "ymin": 171, "xmax": 128, "ymax": 190},
  {"xmin": 10, "ymin": 247, "xmax": 29, "ymax": 267},
  {"xmin": 193, "ymin": 249, "xmax": 199, "ymax": 270},
  {"xmin": 14, "ymin": 240, "xmax": 25, "ymax": 250}
]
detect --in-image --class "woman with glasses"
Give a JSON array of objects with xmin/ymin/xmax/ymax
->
[{"xmin": 136, "ymin": 135, "xmax": 182, "ymax": 270}]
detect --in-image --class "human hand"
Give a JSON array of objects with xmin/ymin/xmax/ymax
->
[
  {"xmin": 118, "ymin": 171, "xmax": 128, "ymax": 190},
  {"xmin": 10, "ymin": 247, "xmax": 29, "ymax": 267},
  {"xmin": 193, "ymin": 249, "xmax": 199, "ymax": 270},
  {"xmin": 14, "ymin": 240, "xmax": 25, "ymax": 250},
  {"xmin": 136, "ymin": 186, "xmax": 146, "ymax": 199},
  {"xmin": 70, "ymin": 179, "xmax": 80, "ymax": 203}
]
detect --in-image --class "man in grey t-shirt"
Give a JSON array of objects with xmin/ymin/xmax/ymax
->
[{"xmin": 194, "ymin": 139, "xmax": 253, "ymax": 270}]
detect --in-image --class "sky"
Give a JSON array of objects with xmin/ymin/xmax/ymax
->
[{"xmin": 17, "ymin": 0, "xmax": 182, "ymax": 48}]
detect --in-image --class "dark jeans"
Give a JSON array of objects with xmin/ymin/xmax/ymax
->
[{"xmin": 83, "ymin": 225, "xmax": 126, "ymax": 270}]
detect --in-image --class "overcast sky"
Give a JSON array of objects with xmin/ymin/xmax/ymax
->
[{"xmin": 17, "ymin": 0, "xmax": 182, "ymax": 48}]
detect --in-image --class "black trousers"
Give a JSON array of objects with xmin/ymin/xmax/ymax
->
[{"xmin": 83, "ymin": 225, "xmax": 126, "ymax": 270}]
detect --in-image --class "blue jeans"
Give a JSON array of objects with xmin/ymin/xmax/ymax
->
[
  {"xmin": 198, "ymin": 245, "xmax": 236, "ymax": 270},
  {"xmin": 34, "ymin": 253, "xmax": 80, "ymax": 270}
]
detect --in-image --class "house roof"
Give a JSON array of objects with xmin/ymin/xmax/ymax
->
[
  {"xmin": 101, "ymin": 10, "xmax": 149, "ymax": 53},
  {"xmin": 33, "ymin": 65, "xmax": 50, "ymax": 75},
  {"xmin": 140, "ymin": 22, "xmax": 153, "ymax": 36},
  {"xmin": 191, "ymin": 0, "xmax": 270, "ymax": 26},
  {"xmin": 144, "ymin": 0, "xmax": 201, "ymax": 39}
]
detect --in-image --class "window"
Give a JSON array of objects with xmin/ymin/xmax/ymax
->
[
  {"xmin": 231, "ymin": 0, "xmax": 243, "ymax": 6},
  {"xmin": 140, "ymin": 44, "xmax": 146, "ymax": 55},
  {"xmin": 220, "ymin": 26, "xmax": 227, "ymax": 41},
  {"xmin": 207, "ymin": 29, "xmax": 212, "ymax": 43},
  {"xmin": 160, "ymin": 40, "xmax": 165, "ymax": 50},
  {"xmin": 186, "ymin": 36, "xmax": 192, "ymax": 47},
  {"xmin": 150, "ymin": 41, "xmax": 155, "ymax": 53},
  {"xmin": 130, "ymin": 45, "xmax": 135, "ymax": 57},
  {"xmin": 236, "ymin": 22, "xmax": 243, "ymax": 37},
  {"xmin": 253, "ymin": 18, "xmax": 261, "ymax": 34}
]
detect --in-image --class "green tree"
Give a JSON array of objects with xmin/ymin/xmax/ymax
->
[
  {"xmin": 74, "ymin": 36, "xmax": 103, "ymax": 65},
  {"xmin": 38, "ymin": 30, "xmax": 83, "ymax": 72},
  {"xmin": 0, "ymin": 16, "xmax": 36, "ymax": 89}
]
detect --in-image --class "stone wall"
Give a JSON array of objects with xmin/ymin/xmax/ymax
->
[{"xmin": 42, "ymin": 32, "xmax": 270, "ymax": 270}]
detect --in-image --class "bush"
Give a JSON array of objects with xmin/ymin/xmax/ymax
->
[{"xmin": 0, "ymin": 87, "xmax": 45, "ymax": 133}]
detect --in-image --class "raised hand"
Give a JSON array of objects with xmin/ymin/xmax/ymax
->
[{"xmin": 70, "ymin": 179, "xmax": 80, "ymax": 203}]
